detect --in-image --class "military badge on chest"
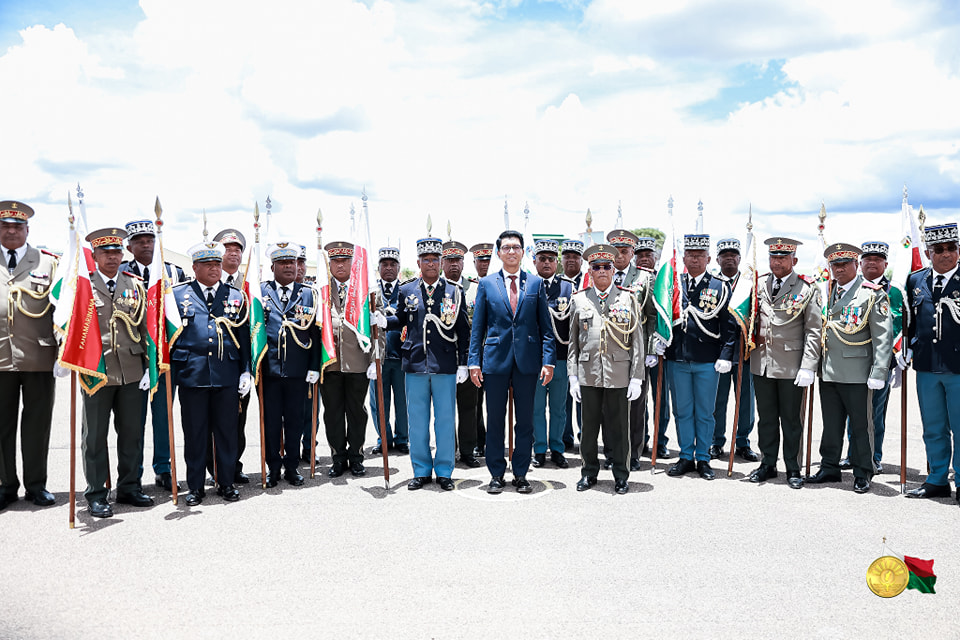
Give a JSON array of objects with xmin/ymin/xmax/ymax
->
[
  {"xmin": 440, "ymin": 293, "xmax": 456, "ymax": 324},
  {"xmin": 699, "ymin": 288, "xmax": 719, "ymax": 311},
  {"xmin": 609, "ymin": 299, "xmax": 632, "ymax": 325},
  {"xmin": 840, "ymin": 305, "xmax": 862, "ymax": 329},
  {"xmin": 405, "ymin": 293, "xmax": 420, "ymax": 321},
  {"xmin": 294, "ymin": 304, "xmax": 313, "ymax": 322},
  {"xmin": 783, "ymin": 293, "xmax": 805, "ymax": 316},
  {"xmin": 556, "ymin": 296, "xmax": 569, "ymax": 313},
  {"xmin": 223, "ymin": 298, "xmax": 242, "ymax": 319}
]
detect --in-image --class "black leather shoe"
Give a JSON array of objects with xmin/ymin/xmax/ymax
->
[
  {"xmin": 487, "ymin": 476, "xmax": 505, "ymax": 494},
  {"xmin": 328, "ymin": 462, "xmax": 345, "ymax": 478},
  {"xmin": 905, "ymin": 483, "xmax": 951, "ymax": 499},
  {"xmin": 350, "ymin": 461, "xmax": 366, "ymax": 477},
  {"xmin": 576, "ymin": 476, "xmax": 597, "ymax": 491},
  {"xmin": 369, "ymin": 444, "xmax": 387, "ymax": 457},
  {"xmin": 234, "ymin": 471, "xmax": 250, "ymax": 485},
  {"xmin": 708, "ymin": 445, "xmax": 724, "ymax": 460},
  {"xmin": 438, "ymin": 477, "xmax": 454, "ymax": 491},
  {"xmin": 407, "ymin": 476, "xmax": 431, "ymax": 491},
  {"xmin": 531, "ymin": 453, "xmax": 546, "ymax": 468},
  {"xmin": 873, "ymin": 460, "xmax": 883, "ymax": 474},
  {"xmin": 89, "ymin": 500, "xmax": 113, "ymax": 518},
  {"xmin": 512, "ymin": 476, "xmax": 532, "ymax": 493},
  {"xmin": 630, "ymin": 457, "xmax": 642, "ymax": 472},
  {"xmin": 550, "ymin": 451, "xmax": 569, "ymax": 468},
  {"xmin": 806, "ymin": 469, "xmax": 842, "ymax": 484},
  {"xmin": 115, "ymin": 491, "xmax": 154, "ymax": 507},
  {"xmin": 395, "ymin": 443, "xmax": 409, "ymax": 454},
  {"xmin": 460, "ymin": 454, "xmax": 481, "ymax": 468},
  {"xmin": 474, "ymin": 446, "xmax": 485, "ymax": 458},
  {"xmin": 0, "ymin": 493, "xmax": 17, "ymax": 510},
  {"xmin": 787, "ymin": 470, "xmax": 804, "ymax": 489},
  {"xmin": 184, "ymin": 490, "xmax": 205, "ymax": 506},
  {"xmin": 155, "ymin": 472, "xmax": 176, "ymax": 491},
  {"xmin": 748, "ymin": 464, "xmax": 778, "ymax": 483},
  {"xmin": 697, "ymin": 460, "xmax": 716, "ymax": 480},
  {"xmin": 265, "ymin": 474, "xmax": 279, "ymax": 489},
  {"xmin": 284, "ymin": 469, "xmax": 305, "ymax": 486},
  {"xmin": 602, "ymin": 458, "xmax": 613, "ymax": 470},
  {"xmin": 839, "ymin": 457, "xmax": 851, "ymax": 470},
  {"xmin": 667, "ymin": 458, "xmax": 696, "ymax": 477},
  {"xmin": 24, "ymin": 489, "xmax": 55, "ymax": 506},
  {"xmin": 853, "ymin": 477, "xmax": 871, "ymax": 494},
  {"xmin": 657, "ymin": 443, "xmax": 673, "ymax": 459},
  {"xmin": 217, "ymin": 484, "xmax": 240, "ymax": 502},
  {"xmin": 735, "ymin": 447, "xmax": 761, "ymax": 462},
  {"xmin": 614, "ymin": 479, "xmax": 628, "ymax": 494}
]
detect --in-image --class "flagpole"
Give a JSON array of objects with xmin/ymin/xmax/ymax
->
[
  {"xmin": 727, "ymin": 208, "xmax": 753, "ymax": 477},
  {"xmin": 363, "ymin": 192, "xmax": 390, "ymax": 490},
  {"xmin": 311, "ymin": 208, "xmax": 323, "ymax": 480},
  {"xmin": 727, "ymin": 334, "xmax": 745, "ymax": 477},
  {"xmin": 253, "ymin": 203, "xmax": 268, "ymax": 489},
  {"xmin": 69, "ymin": 372, "xmax": 77, "ymax": 528},
  {"xmin": 155, "ymin": 198, "xmax": 179, "ymax": 505}
]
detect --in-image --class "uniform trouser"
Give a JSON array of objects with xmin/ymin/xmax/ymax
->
[
  {"xmin": 712, "ymin": 364, "xmax": 755, "ymax": 448},
  {"xmin": 534, "ymin": 360, "xmax": 568, "ymax": 454},
  {"xmin": 562, "ymin": 395, "xmax": 582, "ymax": 448},
  {"xmin": 301, "ymin": 385, "xmax": 320, "ymax": 454},
  {"xmin": 644, "ymin": 362, "xmax": 670, "ymax": 447},
  {"xmin": 263, "ymin": 375, "xmax": 307, "ymax": 475},
  {"xmin": 476, "ymin": 385, "xmax": 486, "ymax": 449},
  {"xmin": 580, "ymin": 385, "xmax": 629, "ymax": 482},
  {"xmin": 0, "ymin": 371, "xmax": 54, "ymax": 497},
  {"xmin": 844, "ymin": 381, "xmax": 890, "ymax": 462},
  {"xmin": 752, "ymin": 375, "xmax": 804, "ymax": 473},
  {"xmin": 456, "ymin": 380, "xmax": 479, "ymax": 455},
  {"xmin": 144, "ymin": 374, "xmax": 174, "ymax": 475},
  {"xmin": 369, "ymin": 359, "xmax": 408, "ymax": 447},
  {"xmin": 206, "ymin": 391, "xmax": 249, "ymax": 477},
  {"xmin": 669, "ymin": 360, "xmax": 719, "ymax": 462},
  {"xmin": 483, "ymin": 367, "xmax": 537, "ymax": 478},
  {"xmin": 609, "ymin": 374, "xmax": 646, "ymax": 459},
  {"xmin": 818, "ymin": 380, "xmax": 874, "ymax": 479},
  {"xmin": 320, "ymin": 371, "xmax": 368, "ymax": 465},
  {"xmin": 915, "ymin": 371, "xmax": 960, "ymax": 488},
  {"xmin": 180, "ymin": 386, "xmax": 239, "ymax": 492},
  {"xmin": 406, "ymin": 373, "xmax": 457, "ymax": 478},
  {"xmin": 82, "ymin": 382, "xmax": 144, "ymax": 503}
]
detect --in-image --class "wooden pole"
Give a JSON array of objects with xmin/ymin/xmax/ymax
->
[
  {"xmin": 797, "ymin": 387, "xmax": 807, "ymax": 470},
  {"xmin": 508, "ymin": 386, "xmax": 514, "ymax": 460},
  {"xmin": 69, "ymin": 372, "xmax": 76, "ymax": 529},
  {"xmin": 164, "ymin": 370, "xmax": 179, "ymax": 505},
  {"xmin": 900, "ymin": 368, "xmax": 907, "ymax": 494},
  {"xmin": 650, "ymin": 356, "xmax": 664, "ymax": 474},
  {"xmin": 310, "ymin": 383, "xmax": 318, "ymax": 479},
  {"xmin": 370, "ymin": 292, "xmax": 390, "ymax": 489},
  {"xmin": 805, "ymin": 381, "xmax": 815, "ymax": 478},
  {"xmin": 257, "ymin": 374, "xmax": 266, "ymax": 488},
  {"xmin": 727, "ymin": 336, "xmax": 745, "ymax": 476}
]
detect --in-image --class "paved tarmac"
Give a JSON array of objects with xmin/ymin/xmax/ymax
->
[{"xmin": 1, "ymin": 373, "xmax": 956, "ymax": 639}]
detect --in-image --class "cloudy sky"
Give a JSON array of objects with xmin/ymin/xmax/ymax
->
[{"xmin": 2, "ymin": 0, "xmax": 959, "ymax": 273}]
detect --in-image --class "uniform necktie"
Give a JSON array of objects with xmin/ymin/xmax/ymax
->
[
  {"xmin": 615, "ymin": 271, "xmax": 624, "ymax": 286},
  {"xmin": 7, "ymin": 249, "xmax": 16, "ymax": 270},
  {"xmin": 206, "ymin": 287, "xmax": 215, "ymax": 305},
  {"xmin": 383, "ymin": 282, "xmax": 392, "ymax": 298},
  {"xmin": 280, "ymin": 285, "xmax": 289, "ymax": 305},
  {"xmin": 142, "ymin": 266, "xmax": 150, "ymax": 284},
  {"xmin": 772, "ymin": 278, "xmax": 782, "ymax": 298},
  {"xmin": 509, "ymin": 275, "xmax": 518, "ymax": 314},
  {"xmin": 688, "ymin": 276, "xmax": 697, "ymax": 297},
  {"xmin": 833, "ymin": 285, "xmax": 843, "ymax": 306},
  {"xmin": 226, "ymin": 274, "xmax": 234, "ymax": 287},
  {"xmin": 934, "ymin": 274, "xmax": 945, "ymax": 300},
  {"xmin": 425, "ymin": 283, "xmax": 435, "ymax": 298},
  {"xmin": 338, "ymin": 283, "xmax": 347, "ymax": 304},
  {"xmin": 107, "ymin": 279, "xmax": 116, "ymax": 296}
]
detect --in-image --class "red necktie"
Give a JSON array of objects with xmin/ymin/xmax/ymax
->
[{"xmin": 509, "ymin": 275, "xmax": 518, "ymax": 314}]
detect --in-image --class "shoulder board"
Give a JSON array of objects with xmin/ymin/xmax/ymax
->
[
  {"xmin": 467, "ymin": 276, "xmax": 478, "ymax": 283},
  {"xmin": 861, "ymin": 281, "xmax": 882, "ymax": 290},
  {"xmin": 122, "ymin": 271, "xmax": 143, "ymax": 281},
  {"xmin": 616, "ymin": 284, "xmax": 632, "ymax": 291},
  {"xmin": 712, "ymin": 272, "xmax": 729, "ymax": 282},
  {"xmin": 400, "ymin": 276, "xmax": 417, "ymax": 286},
  {"xmin": 557, "ymin": 274, "xmax": 574, "ymax": 283},
  {"xmin": 909, "ymin": 266, "xmax": 929, "ymax": 276},
  {"xmin": 798, "ymin": 274, "xmax": 814, "ymax": 284},
  {"xmin": 639, "ymin": 266, "xmax": 654, "ymax": 273},
  {"xmin": 40, "ymin": 248, "xmax": 60, "ymax": 259},
  {"xmin": 448, "ymin": 280, "xmax": 463, "ymax": 290},
  {"xmin": 172, "ymin": 281, "xmax": 191, "ymax": 288}
]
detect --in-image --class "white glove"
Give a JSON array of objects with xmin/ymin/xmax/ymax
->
[
  {"xmin": 895, "ymin": 348, "xmax": 912, "ymax": 370},
  {"xmin": 305, "ymin": 370, "xmax": 320, "ymax": 385},
  {"xmin": 645, "ymin": 355, "xmax": 659, "ymax": 368},
  {"xmin": 456, "ymin": 366, "xmax": 468, "ymax": 384},
  {"xmin": 238, "ymin": 372, "xmax": 253, "ymax": 397},
  {"xmin": 653, "ymin": 338, "xmax": 666, "ymax": 356},
  {"xmin": 371, "ymin": 310, "xmax": 388, "ymax": 329},
  {"xmin": 867, "ymin": 377, "xmax": 885, "ymax": 391},
  {"xmin": 53, "ymin": 363, "xmax": 71, "ymax": 378},
  {"xmin": 139, "ymin": 371, "xmax": 151, "ymax": 391},
  {"xmin": 626, "ymin": 378, "xmax": 643, "ymax": 401},
  {"xmin": 714, "ymin": 360, "xmax": 732, "ymax": 374},
  {"xmin": 366, "ymin": 362, "xmax": 377, "ymax": 380},
  {"xmin": 794, "ymin": 368, "xmax": 815, "ymax": 388},
  {"xmin": 568, "ymin": 375, "xmax": 581, "ymax": 402}
]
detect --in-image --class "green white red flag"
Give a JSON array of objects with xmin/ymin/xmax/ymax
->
[
  {"xmin": 652, "ymin": 202, "xmax": 679, "ymax": 346},
  {"xmin": 889, "ymin": 189, "xmax": 927, "ymax": 351},
  {"xmin": 246, "ymin": 217, "xmax": 268, "ymax": 383},
  {"xmin": 144, "ymin": 199, "xmax": 182, "ymax": 401},
  {"xmin": 342, "ymin": 195, "xmax": 373, "ymax": 352},
  {"xmin": 314, "ymin": 246, "xmax": 337, "ymax": 377},
  {"xmin": 728, "ymin": 221, "xmax": 757, "ymax": 347}
]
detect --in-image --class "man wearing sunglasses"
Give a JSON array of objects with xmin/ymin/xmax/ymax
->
[
  {"xmin": 905, "ymin": 223, "xmax": 960, "ymax": 506},
  {"xmin": 468, "ymin": 230, "xmax": 556, "ymax": 494}
]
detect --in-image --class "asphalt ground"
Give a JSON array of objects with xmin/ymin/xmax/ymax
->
[{"xmin": 1, "ymin": 372, "xmax": 956, "ymax": 640}]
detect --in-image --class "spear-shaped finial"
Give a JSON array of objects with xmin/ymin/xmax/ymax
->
[
  {"xmin": 746, "ymin": 203, "xmax": 753, "ymax": 233},
  {"xmin": 446, "ymin": 220, "xmax": 452, "ymax": 241},
  {"xmin": 67, "ymin": 191, "xmax": 75, "ymax": 229},
  {"xmin": 427, "ymin": 214, "xmax": 433, "ymax": 235},
  {"xmin": 668, "ymin": 195, "xmax": 674, "ymax": 216},
  {"xmin": 524, "ymin": 201, "xmax": 530, "ymax": 221},
  {"xmin": 903, "ymin": 184, "xmax": 908, "ymax": 204},
  {"xmin": 265, "ymin": 196, "xmax": 272, "ymax": 214},
  {"xmin": 253, "ymin": 201, "xmax": 261, "ymax": 243},
  {"xmin": 616, "ymin": 200, "xmax": 623, "ymax": 228},
  {"xmin": 316, "ymin": 208, "xmax": 323, "ymax": 249},
  {"xmin": 503, "ymin": 196, "xmax": 509, "ymax": 229},
  {"xmin": 155, "ymin": 197, "xmax": 163, "ymax": 226},
  {"xmin": 918, "ymin": 204, "xmax": 926, "ymax": 231},
  {"xmin": 818, "ymin": 201, "xmax": 826, "ymax": 235},
  {"xmin": 76, "ymin": 182, "xmax": 84, "ymax": 203},
  {"xmin": 585, "ymin": 208, "xmax": 593, "ymax": 234},
  {"xmin": 202, "ymin": 209, "xmax": 208, "ymax": 242}
]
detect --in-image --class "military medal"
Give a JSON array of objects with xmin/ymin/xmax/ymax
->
[
  {"xmin": 440, "ymin": 293, "xmax": 456, "ymax": 324},
  {"xmin": 866, "ymin": 556, "xmax": 909, "ymax": 598},
  {"xmin": 699, "ymin": 288, "xmax": 718, "ymax": 311},
  {"xmin": 556, "ymin": 297, "xmax": 569, "ymax": 313}
]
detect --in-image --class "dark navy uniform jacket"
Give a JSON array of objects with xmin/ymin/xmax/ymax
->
[
  {"xmin": 907, "ymin": 266, "xmax": 960, "ymax": 374},
  {"xmin": 171, "ymin": 281, "xmax": 251, "ymax": 387},
  {"xmin": 261, "ymin": 281, "xmax": 320, "ymax": 378},
  {"xmin": 378, "ymin": 279, "xmax": 402, "ymax": 361},
  {"xmin": 123, "ymin": 259, "xmax": 186, "ymax": 285},
  {"xmin": 666, "ymin": 272, "xmax": 737, "ymax": 363},
  {"xmin": 544, "ymin": 275, "xmax": 574, "ymax": 362},
  {"xmin": 387, "ymin": 277, "xmax": 470, "ymax": 375}
]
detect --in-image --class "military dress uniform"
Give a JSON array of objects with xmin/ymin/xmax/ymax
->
[
  {"xmin": 464, "ymin": 242, "xmax": 493, "ymax": 457},
  {"xmin": 170, "ymin": 243, "xmax": 251, "ymax": 504},
  {"xmin": 635, "ymin": 237, "xmax": 672, "ymax": 459},
  {"xmin": 810, "ymin": 244, "xmax": 893, "ymax": 493},
  {"xmin": 261, "ymin": 244, "xmax": 320, "ymax": 487},
  {"xmin": 388, "ymin": 238, "xmax": 471, "ymax": 490},
  {"xmin": 81, "ymin": 229, "xmax": 153, "ymax": 517},
  {"xmin": 0, "ymin": 201, "xmax": 59, "ymax": 510},
  {"xmin": 369, "ymin": 247, "xmax": 409, "ymax": 454},
  {"xmin": 749, "ymin": 239, "xmax": 821, "ymax": 488},
  {"xmin": 560, "ymin": 239, "xmax": 585, "ymax": 451},
  {"xmin": 905, "ymin": 223, "xmax": 960, "ymax": 504},
  {"xmin": 620, "ymin": 261, "xmax": 657, "ymax": 469},
  {"xmin": 568, "ymin": 244, "xmax": 644, "ymax": 494},
  {"xmin": 122, "ymin": 219, "xmax": 188, "ymax": 491}
]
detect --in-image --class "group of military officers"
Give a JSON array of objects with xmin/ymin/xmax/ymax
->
[{"xmin": 2, "ymin": 197, "xmax": 959, "ymax": 517}]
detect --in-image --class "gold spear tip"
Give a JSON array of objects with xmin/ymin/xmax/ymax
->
[
  {"xmin": 316, "ymin": 207, "xmax": 323, "ymax": 225},
  {"xmin": 427, "ymin": 214, "xmax": 433, "ymax": 234},
  {"xmin": 154, "ymin": 196, "xmax": 162, "ymax": 219},
  {"xmin": 254, "ymin": 201, "xmax": 260, "ymax": 220}
]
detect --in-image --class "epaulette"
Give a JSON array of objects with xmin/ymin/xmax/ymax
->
[
  {"xmin": 123, "ymin": 271, "xmax": 143, "ymax": 281},
  {"xmin": 712, "ymin": 272, "xmax": 730, "ymax": 282},
  {"xmin": 639, "ymin": 266, "xmax": 654, "ymax": 273},
  {"xmin": 467, "ymin": 276, "xmax": 478, "ymax": 283},
  {"xmin": 798, "ymin": 274, "xmax": 814, "ymax": 284},
  {"xmin": 861, "ymin": 280, "xmax": 882, "ymax": 290},
  {"xmin": 616, "ymin": 284, "xmax": 636, "ymax": 292},
  {"xmin": 448, "ymin": 279, "xmax": 463, "ymax": 290},
  {"xmin": 40, "ymin": 248, "xmax": 60, "ymax": 259},
  {"xmin": 557, "ymin": 274, "xmax": 575, "ymax": 283},
  {"xmin": 909, "ymin": 266, "xmax": 929, "ymax": 276},
  {"xmin": 400, "ymin": 276, "xmax": 417, "ymax": 286},
  {"xmin": 172, "ymin": 280, "xmax": 191, "ymax": 288}
]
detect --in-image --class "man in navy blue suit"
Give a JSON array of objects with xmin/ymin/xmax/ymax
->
[{"xmin": 468, "ymin": 230, "xmax": 556, "ymax": 494}]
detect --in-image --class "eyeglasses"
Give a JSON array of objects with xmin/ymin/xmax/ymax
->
[
  {"xmin": 500, "ymin": 245, "xmax": 523, "ymax": 253},
  {"xmin": 536, "ymin": 256, "xmax": 557, "ymax": 263},
  {"xmin": 591, "ymin": 264, "xmax": 612, "ymax": 271},
  {"xmin": 932, "ymin": 244, "xmax": 959, "ymax": 254}
]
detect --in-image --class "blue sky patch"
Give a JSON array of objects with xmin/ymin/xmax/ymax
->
[
  {"xmin": 0, "ymin": 0, "xmax": 144, "ymax": 51},
  {"xmin": 686, "ymin": 59, "xmax": 794, "ymax": 121}
]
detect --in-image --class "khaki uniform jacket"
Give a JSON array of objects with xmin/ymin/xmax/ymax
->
[
  {"xmin": 750, "ymin": 271, "xmax": 822, "ymax": 379},
  {"xmin": 567, "ymin": 287, "xmax": 644, "ymax": 388},
  {"xmin": 623, "ymin": 267, "xmax": 658, "ymax": 354},
  {"xmin": 91, "ymin": 272, "xmax": 148, "ymax": 387},
  {"xmin": 820, "ymin": 275, "xmax": 893, "ymax": 384},
  {"xmin": 328, "ymin": 279, "xmax": 376, "ymax": 373},
  {"xmin": 463, "ymin": 277, "xmax": 478, "ymax": 323},
  {"xmin": 0, "ymin": 245, "xmax": 59, "ymax": 372}
]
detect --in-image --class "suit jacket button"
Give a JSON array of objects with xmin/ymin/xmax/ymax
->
[{"xmin": 208, "ymin": 338, "xmax": 213, "ymax": 342}]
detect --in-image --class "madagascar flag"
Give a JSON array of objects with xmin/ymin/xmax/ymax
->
[{"xmin": 904, "ymin": 556, "xmax": 936, "ymax": 594}]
